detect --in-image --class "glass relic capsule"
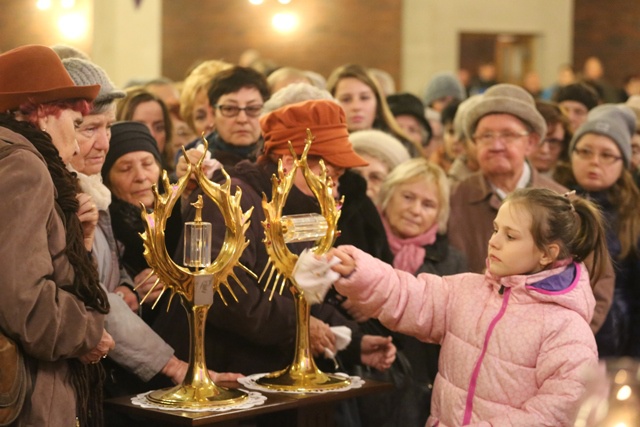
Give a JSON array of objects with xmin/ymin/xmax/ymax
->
[{"xmin": 281, "ymin": 213, "xmax": 328, "ymax": 243}]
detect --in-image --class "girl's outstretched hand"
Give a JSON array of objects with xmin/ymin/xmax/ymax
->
[{"xmin": 327, "ymin": 247, "xmax": 356, "ymax": 278}]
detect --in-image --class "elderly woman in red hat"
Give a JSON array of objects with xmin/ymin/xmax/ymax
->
[
  {"xmin": 0, "ymin": 45, "xmax": 114, "ymax": 427},
  {"xmin": 153, "ymin": 99, "xmax": 396, "ymax": 378}
]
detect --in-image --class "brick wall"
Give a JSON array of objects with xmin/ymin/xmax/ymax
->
[
  {"xmin": 161, "ymin": 0, "xmax": 402, "ymax": 85},
  {"xmin": 574, "ymin": 0, "xmax": 640, "ymax": 88}
]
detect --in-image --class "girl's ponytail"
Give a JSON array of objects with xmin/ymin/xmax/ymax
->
[{"xmin": 568, "ymin": 195, "xmax": 609, "ymax": 283}]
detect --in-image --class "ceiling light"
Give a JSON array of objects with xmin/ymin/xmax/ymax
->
[{"xmin": 272, "ymin": 12, "xmax": 298, "ymax": 33}]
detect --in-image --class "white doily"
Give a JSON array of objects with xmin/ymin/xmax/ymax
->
[
  {"xmin": 131, "ymin": 389, "xmax": 266, "ymax": 413},
  {"xmin": 238, "ymin": 372, "xmax": 364, "ymax": 394}
]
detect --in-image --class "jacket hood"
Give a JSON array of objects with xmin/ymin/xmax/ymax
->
[{"xmin": 485, "ymin": 261, "xmax": 595, "ymax": 324}]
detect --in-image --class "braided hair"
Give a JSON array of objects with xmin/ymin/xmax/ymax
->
[{"xmin": 0, "ymin": 114, "xmax": 109, "ymax": 427}]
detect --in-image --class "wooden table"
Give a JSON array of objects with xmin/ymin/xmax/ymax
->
[{"xmin": 105, "ymin": 379, "xmax": 393, "ymax": 427}]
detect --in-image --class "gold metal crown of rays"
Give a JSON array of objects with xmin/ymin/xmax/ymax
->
[
  {"xmin": 259, "ymin": 129, "xmax": 343, "ymax": 296},
  {"xmin": 138, "ymin": 138, "xmax": 255, "ymax": 308},
  {"xmin": 257, "ymin": 128, "xmax": 350, "ymax": 392}
]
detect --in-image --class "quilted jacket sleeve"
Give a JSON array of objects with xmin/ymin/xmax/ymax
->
[{"xmin": 334, "ymin": 245, "xmax": 452, "ymax": 344}]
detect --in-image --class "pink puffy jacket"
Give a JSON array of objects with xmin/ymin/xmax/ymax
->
[{"xmin": 334, "ymin": 245, "xmax": 598, "ymax": 427}]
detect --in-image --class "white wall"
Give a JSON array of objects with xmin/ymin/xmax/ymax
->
[
  {"xmin": 92, "ymin": 0, "xmax": 161, "ymax": 88},
  {"xmin": 402, "ymin": 0, "xmax": 573, "ymax": 95}
]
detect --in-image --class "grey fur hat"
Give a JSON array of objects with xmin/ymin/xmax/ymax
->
[
  {"xmin": 422, "ymin": 72, "xmax": 467, "ymax": 107},
  {"xmin": 62, "ymin": 58, "xmax": 125, "ymax": 106},
  {"xmin": 569, "ymin": 104, "xmax": 635, "ymax": 168},
  {"xmin": 464, "ymin": 83, "xmax": 547, "ymax": 139}
]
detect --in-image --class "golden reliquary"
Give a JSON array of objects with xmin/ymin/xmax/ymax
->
[
  {"xmin": 257, "ymin": 129, "xmax": 351, "ymax": 392},
  {"xmin": 138, "ymin": 139, "xmax": 255, "ymax": 408}
]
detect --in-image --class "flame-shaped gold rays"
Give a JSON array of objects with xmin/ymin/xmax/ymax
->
[
  {"xmin": 260, "ymin": 129, "xmax": 342, "ymax": 297},
  {"xmin": 257, "ymin": 129, "xmax": 350, "ymax": 391},
  {"xmin": 139, "ymin": 140, "xmax": 254, "ymax": 308},
  {"xmin": 138, "ymin": 137, "xmax": 255, "ymax": 407}
]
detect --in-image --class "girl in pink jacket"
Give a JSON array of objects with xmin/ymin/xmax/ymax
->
[{"xmin": 322, "ymin": 188, "xmax": 608, "ymax": 426}]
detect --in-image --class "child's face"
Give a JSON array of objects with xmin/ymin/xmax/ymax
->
[{"xmin": 487, "ymin": 201, "xmax": 547, "ymax": 277}]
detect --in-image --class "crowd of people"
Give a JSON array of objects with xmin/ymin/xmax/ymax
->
[{"xmin": 0, "ymin": 43, "xmax": 638, "ymax": 427}]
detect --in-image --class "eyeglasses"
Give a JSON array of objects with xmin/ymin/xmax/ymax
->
[
  {"xmin": 472, "ymin": 131, "xmax": 529, "ymax": 145},
  {"xmin": 214, "ymin": 104, "xmax": 263, "ymax": 118},
  {"xmin": 572, "ymin": 147, "xmax": 622, "ymax": 165}
]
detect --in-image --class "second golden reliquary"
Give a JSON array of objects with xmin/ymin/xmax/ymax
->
[
  {"xmin": 138, "ymin": 141, "xmax": 255, "ymax": 407},
  {"xmin": 257, "ymin": 129, "xmax": 351, "ymax": 392}
]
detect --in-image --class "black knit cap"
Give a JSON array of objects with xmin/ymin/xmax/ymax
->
[
  {"xmin": 553, "ymin": 83, "xmax": 599, "ymax": 111},
  {"xmin": 102, "ymin": 121, "xmax": 162, "ymax": 181},
  {"xmin": 386, "ymin": 92, "xmax": 432, "ymax": 139}
]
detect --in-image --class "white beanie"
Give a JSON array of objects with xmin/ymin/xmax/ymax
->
[{"xmin": 349, "ymin": 130, "xmax": 410, "ymax": 171}]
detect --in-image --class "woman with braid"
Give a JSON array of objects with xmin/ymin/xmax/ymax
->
[{"xmin": 0, "ymin": 45, "xmax": 114, "ymax": 427}]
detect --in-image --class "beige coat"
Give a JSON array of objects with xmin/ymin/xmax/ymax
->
[{"xmin": 0, "ymin": 127, "xmax": 104, "ymax": 426}]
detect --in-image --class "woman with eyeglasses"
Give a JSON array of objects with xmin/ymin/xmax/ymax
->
[
  {"xmin": 529, "ymin": 100, "xmax": 572, "ymax": 177},
  {"xmin": 554, "ymin": 104, "xmax": 640, "ymax": 358},
  {"xmin": 174, "ymin": 66, "xmax": 270, "ymax": 185}
]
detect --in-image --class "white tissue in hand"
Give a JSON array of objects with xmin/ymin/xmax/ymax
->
[
  {"xmin": 331, "ymin": 326, "xmax": 352, "ymax": 350},
  {"xmin": 324, "ymin": 326, "xmax": 351, "ymax": 361},
  {"xmin": 293, "ymin": 248, "xmax": 341, "ymax": 305},
  {"xmin": 195, "ymin": 144, "xmax": 222, "ymax": 179}
]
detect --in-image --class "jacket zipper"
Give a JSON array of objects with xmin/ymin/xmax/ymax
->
[{"xmin": 461, "ymin": 286, "xmax": 511, "ymax": 425}]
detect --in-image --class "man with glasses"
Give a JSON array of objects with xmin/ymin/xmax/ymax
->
[
  {"xmin": 447, "ymin": 84, "xmax": 614, "ymax": 334},
  {"xmin": 448, "ymin": 84, "xmax": 565, "ymax": 273}
]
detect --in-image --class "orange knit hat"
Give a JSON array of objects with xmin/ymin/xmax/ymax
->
[{"xmin": 260, "ymin": 99, "xmax": 368, "ymax": 168}]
